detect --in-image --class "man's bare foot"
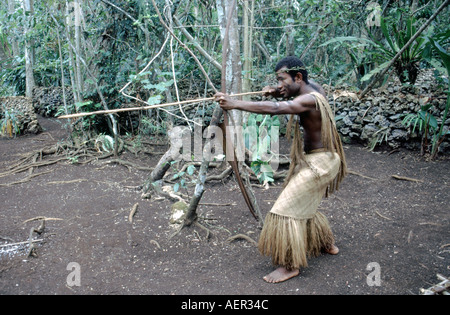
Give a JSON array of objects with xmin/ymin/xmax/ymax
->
[
  {"xmin": 325, "ymin": 244, "xmax": 339, "ymax": 255},
  {"xmin": 263, "ymin": 267, "xmax": 299, "ymax": 283}
]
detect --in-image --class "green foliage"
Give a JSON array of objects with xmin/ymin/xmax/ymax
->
[
  {"xmin": 321, "ymin": 16, "xmax": 428, "ymax": 86},
  {"xmin": 170, "ymin": 161, "xmax": 196, "ymax": 193},
  {"xmin": 0, "ymin": 0, "xmax": 448, "ymax": 158},
  {"xmin": 421, "ymin": 29, "xmax": 450, "ymax": 158},
  {"xmin": 245, "ymin": 114, "xmax": 280, "ymax": 185},
  {"xmin": 0, "ymin": 105, "xmax": 21, "ymax": 138},
  {"xmin": 402, "ymin": 104, "xmax": 438, "ymax": 135}
]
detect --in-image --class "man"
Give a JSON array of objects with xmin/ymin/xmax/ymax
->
[{"xmin": 215, "ymin": 56, "xmax": 347, "ymax": 283}]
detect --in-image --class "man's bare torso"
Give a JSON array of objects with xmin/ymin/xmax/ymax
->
[{"xmin": 297, "ymin": 81, "xmax": 325, "ymax": 152}]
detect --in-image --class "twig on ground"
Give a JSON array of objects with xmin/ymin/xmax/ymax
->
[
  {"xmin": 375, "ymin": 211, "xmax": 393, "ymax": 221},
  {"xmin": 391, "ymin": 175, "xmax": 423, "ymax": 183},
  {"xmin": 348, "ymin": 170, "xmax": 377, "ymax": 180},
  {"xmin": 128, "ymin": 203, "xmax": 139, "ymax": 223}
]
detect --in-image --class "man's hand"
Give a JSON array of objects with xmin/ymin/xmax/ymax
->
[
  {"xmin": 263, "ymin": 86, "xmax": 281, "ymax": 98},
  {"xmin": 214, "ymin": 92, "xmax": 237, "ymax": 111}
]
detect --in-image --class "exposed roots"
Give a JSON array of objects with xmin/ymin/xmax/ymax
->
[
  {"xmin": 226, "ymin": 234, "xmax": 258, "ymax": 247},
  {"xmin": 170, "ymin": 219, "xmax": 214, "ymax": 242},
  {"xmin": 0, "ymin": 139, "xmax": 125, "ymax": 186}
]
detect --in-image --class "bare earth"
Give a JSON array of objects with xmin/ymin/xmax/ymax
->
[{"xmin": 0, "ymin": 116, "xmax": 448, "ymax": 295}]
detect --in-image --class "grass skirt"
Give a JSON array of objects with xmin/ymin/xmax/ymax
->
[
  {"xmin": 258, "ymin": 151, "xmax": 340, "ymax": 270},
  {"xmin": 258, "ymin": 211, "xmax": 335, "ymax": 269}
]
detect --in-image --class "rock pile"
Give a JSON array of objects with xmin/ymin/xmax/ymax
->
[
  {"xmin": 0, "ymin": 96, "xmax": 42, "ymax": 136},
  {"xmin": 32, "ymin": 86, "xmax": 74, "ymax": 117},
  {"xmin": 330, "ymin": 69, "xmax": 448, "ymax": 153}
]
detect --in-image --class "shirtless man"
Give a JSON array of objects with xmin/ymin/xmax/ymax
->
[
  {"xmin": 215, "ymin": 56, "xmax": 342, "ymax": 283},
  {"xmin": 216, "ymin": 56, "xmax": 326, "ymax": 153}
]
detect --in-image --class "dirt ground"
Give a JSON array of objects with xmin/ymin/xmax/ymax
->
[{"xmin": 0, "ymin": 116, "xmax": 448, "ymax": 295}]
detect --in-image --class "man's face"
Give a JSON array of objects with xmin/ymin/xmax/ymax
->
[{"xmin": 276, "ymin": 67, "xmax": 301, "ymax": 98}]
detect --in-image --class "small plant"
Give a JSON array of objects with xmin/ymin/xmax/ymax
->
[
  {"xmin": 402, "ymin": 104, "xmax": 439, "ymax": 155},
  {"xmin": 245, "ymin": 114, "xmax": 280, "ymax": 185},
  {"xmin": 368, "ymin": 126, "xmax": 390, "ymax": 151},
  {"xmin": 0, "ymin": 105, "xmax": 21, "ymax": 138},
  {"xmin": 95, "ymin": 134, "xmax": 115, "ymax": 152},
  {"xmin": 170, "ymin": 161, "xmax": 196, "ymax": 193}
]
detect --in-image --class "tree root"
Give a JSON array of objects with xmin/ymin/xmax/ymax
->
[
  {"xmin": 226, "ymin": 234, "xmax": 258, "ymax": 247},
  {"xmin": 101, "ymin": 159, "xmax": 154, "ymax": 172},
  {"xmin": 170, "ymin": 220, "xmax": 214, "ymax": 241},
  {"xmin": 0, "ymin": 170, "xmax": 54, "ymax": 187}
]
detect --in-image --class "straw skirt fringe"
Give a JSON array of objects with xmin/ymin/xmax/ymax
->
[
  {"xmin": 258, "ymin": 151, "xmax": 341, "ymax": 270},
  {"xmin": 258, "ymin": 211, "xmax": 335, "ymax": 269}
]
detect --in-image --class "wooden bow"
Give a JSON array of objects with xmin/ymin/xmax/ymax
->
[{"xmin": 221, "ymin": 1, "xmax": 257, "ymax": 220}]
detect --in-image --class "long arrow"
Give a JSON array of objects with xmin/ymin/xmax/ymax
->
[{"xmin": 57, "ymin": 91, "xmax": 264, "ymax": 119}]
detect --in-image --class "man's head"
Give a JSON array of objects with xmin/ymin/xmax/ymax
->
[
  {"xmin": 275, "ymin": 56, "xmax": 309, "ymax": 84},
  {"xmin": 275, "ymin": 56, "xmax": 309, "ymax": 98}
]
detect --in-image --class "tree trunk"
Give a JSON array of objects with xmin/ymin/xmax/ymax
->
[
  {"xmin": 23, "ymin": 0, "xmax": 36, "ymax": 98},
  {"xmin": 7, "ymin": 0, "xmax": 19, "ymax": 57},
  {"xmin": 243, "ymin": 0, "xmax": 256, "ymax": 100},
  {"xmin": 74, "ymin": 0, "xmax": 84, "ymax": 97},
  {"xmin": 65, "ymin": 0, "xmax": 81, "ymax": 103}
]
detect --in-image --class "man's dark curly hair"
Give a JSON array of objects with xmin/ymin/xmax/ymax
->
[{"xmin": 275, "ymin": 56, "xmax": 309, "ymax": 84}]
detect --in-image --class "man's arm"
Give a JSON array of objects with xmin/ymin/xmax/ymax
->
[{"xmin": 215, "ymin": 93, "xmax": 317, "ymax": 115}]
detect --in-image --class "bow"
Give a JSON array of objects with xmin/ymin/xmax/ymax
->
[{"xmin": 221, "ymin": 1, "xmax": 258, "ymax": 220}]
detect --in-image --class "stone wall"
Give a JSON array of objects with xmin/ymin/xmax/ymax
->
[
  {"xmin": 330, "ymin": 70, "xmax": 448, "ymax": 153},
  {"xmin": 0, "ymin": 96, "xmax": 41, "ymax": 136},
  {"xmin": 33, "ymin": 86, "xmax": 74, "ymax": 117}
]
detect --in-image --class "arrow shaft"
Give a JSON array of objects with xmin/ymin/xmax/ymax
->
[{"xmin": 57, "ymin": 91, "xmax": 264, "ymax": 119}]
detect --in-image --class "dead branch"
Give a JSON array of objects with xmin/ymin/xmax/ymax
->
[
  {"xmin": 348, "ymin": 170, "xmax": 377, "ymax": 180},
  {"xmin": 46, "ymin": 179, "xmax": 88, "ymax": 185},
  {"xmin": 199, "ymin": 202, "xmax": 237, "ymax": 207},
  {"xmin": 0, "ymin": 239, "xmax": 43, "ymax": 249},
  {"xmin": 149, "ymin": 240, "xmax": 161, "ymax": 249},
  {"xmin": 23, "ymin": 217, "xmax": 63, "ymax": 224},
  {"xmin": 420, "ymin": 274, "xmax": 450, "ymax": 295},
  {"xmin": 375, "ymin": 211, "xmax": 393, "ymax": 221},
  {"xmin": 128, "ymin": 203, "xmax": 139, "ymax": 223},
  {"xmin": 391, "ymin": 175, "xmax": 423, "ymax": 183}
]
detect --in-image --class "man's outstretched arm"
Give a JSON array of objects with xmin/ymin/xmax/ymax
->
[{"xmin": 215, "ymin": 93, "xmax": 317, "ymax": 115}]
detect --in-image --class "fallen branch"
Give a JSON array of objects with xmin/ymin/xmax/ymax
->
[
  {"xmin": 375, "ymin": 211, "xmax": 393, "ymax": 221},
  {"xmin": 23, "ymin": 217, "xmax": 63, "ymax": 224},
  {"xmin": 128, "ymin": 203, "xmax": 139, "ymax": 223},
  {"xmin": 391, "ymin": 175, "xmax": 423, "ymax": 183},
  {"xmin": 199, "ymin": 202, "xmax": 237, "ymax": 207},
  {"xmin": 348, "ymin": 170, "xmax": 377, "ymax": 180},
  {"xmin": 0, "ymin": 239, "xmax": 43, "ymax": 249},
  {"xmin": 420, "ymin": 274, "xmax": 450, "ymax": 295},
  {"xmin": 149, "ymin": 240, "xmax": 161, "ymax": 249},
  {"xmin": 46, "ymin": 179, "xmax": 88, "ymax": 185}
]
